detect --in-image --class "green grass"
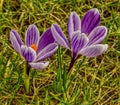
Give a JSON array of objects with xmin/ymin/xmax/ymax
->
[{"xmin": 0, "ymin": 0, "xmax": 120, "ymax": 104}]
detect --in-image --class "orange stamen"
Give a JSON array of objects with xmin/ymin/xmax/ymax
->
[
  {"xmin": 31, "ymin": 44, "xmax": 38, "ymax": 51},
  {"xmin": 86, "ymin": 33, "xmax": 88, "ymax": 36}
]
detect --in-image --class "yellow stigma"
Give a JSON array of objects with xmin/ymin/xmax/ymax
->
[{"xmin": 31, "ymin": 44, "xmax": 38, "ymax": 51}]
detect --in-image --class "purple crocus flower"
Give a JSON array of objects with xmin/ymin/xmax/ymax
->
[
  {"xmin": 51, "ymin": 8, "xmax": 108, "ymax": 60},
  {"xmin": 10, "ymin": 24, "xmax": 58, "ymax": 70}
]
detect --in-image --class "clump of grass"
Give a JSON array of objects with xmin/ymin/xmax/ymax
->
[{"xmin": 0, "ymin": 0, "xmax": 120, "ymax": 104}]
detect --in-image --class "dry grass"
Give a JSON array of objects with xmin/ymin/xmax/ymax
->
[{"xmin": 0, "ymin": 0, "xmax": 120, "ymax": 105}]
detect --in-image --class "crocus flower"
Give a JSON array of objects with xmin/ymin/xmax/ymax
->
[
  {"xmin": 10, "ymin": 24, "xmax": 58, "ymax": 70},
  {"xmin": 51, "ymin": 8, "xmax": 108, "ymax": 60}
]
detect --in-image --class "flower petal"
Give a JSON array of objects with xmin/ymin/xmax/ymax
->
[
  {"xmin": 79, "ymin": 44, "xmax": 108, "ymax": 57},
  {"xmin": 51, "ymin": 24, "xmax": 70, "ymax": 49},
  {"xmin": 87, "ymin": 26, "xmax": 107, "ymax": 45},
  {"xmin": 68, "ymin": 12, "xmax": 81, "ymax": 40},
  {"xmin": 81, "ymin": 8, "xmax": 100, "ymax": 34},
  {"xmin": 36, "ymin": 43, "xmax": 58, "ymax": 61},
  {"xmin": 71, "ymin": 31, "xmax": 89, "ymax": 58},
  {"xmin": 10, "ymin": 30, "xmax": 23, "ymax": 54},
  {"xmin": 29, "ymin": 61, "xmax": 49, "ymax": 70},
  {"xmin": 37, "ymin": 28, "xmax": 55, "ymax": 52},
  {"xmin": 21, "ymin": 45, "xmax": 36, "ymax": 62},
  {"xmin": 25, "ymin": 24, "xmax": 39, "ymax": 46}
]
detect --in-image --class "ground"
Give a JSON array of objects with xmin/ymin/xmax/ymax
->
[{"xmin": 0, "ymin": 0, "xmax": 120, "ymax": 105}]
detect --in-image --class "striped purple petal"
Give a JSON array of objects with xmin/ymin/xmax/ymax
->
[
  {"xmin": 21, "ymin": 45, "xmax": 36, "ymax": 62},
  {"xmin": 87, "ymin": 26, "xmax": 107, "ymax": 45},
  {"xmin": 51, "ymin": 24, "xmax": 70, "ymax": 49},
  {"xmin": 81, "ymin": 8, "xmax": 100, "ymax": 34},
  {"xmin": 10, "ymin": 30, "xmax": 23, "ymax": 54},
  {"xmin": 29, "ymin": 61, "xmax": 49, "ymax": 70},
  {"xmin": 79, "ymin": 44, "xmax": 108, "ymax": 57},
  {"xmin": 37, "ymin": 28, "xmax": 55, "ymax": 52},
  {"xmin": 71, "ymin": 31, "xmax": 89, "ymax": 59},
  {"xmin": 25, "ymin": 24, "xmax": 39, "ymax": 47},
  {"xmin": 68, "ymin": 12, "xmax": 81, "ymax": 40},
  {"xmin": 36, "ymin": 43, "xmax": 58, "ymax": 61}
]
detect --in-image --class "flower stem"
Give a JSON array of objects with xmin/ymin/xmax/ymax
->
[
  {"xmin": 24, "ymin": 62, "xmax": 31, "ymax": 94},
  {"xmin": 68, "ymin": 57, "xmax": 76, "ymax": 73},
  {"xmin": 26, "ymin": 62, "xmax": 31, "ymax": 76}
]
